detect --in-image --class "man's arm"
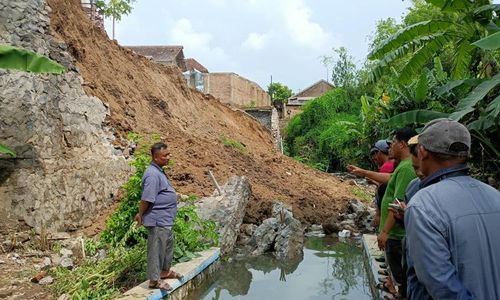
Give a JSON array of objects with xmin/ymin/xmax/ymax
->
[
  {"xmin": 347, "ymin": 165, "xmax": 391, "ymax": 184},
  {"xmin": 135, "ymin": 200, "xmax": 150, "ymax": 227},
  {"xmin": 135, "ymin": 174, "xmax": 159, "ymax": 227},
  {"xmin": 406, "ymin": 204, "xmax": 474, "ymax": 300},
  {"xmin": 378, "ymin": 210, "xmax": 396, "ymax": 249}
]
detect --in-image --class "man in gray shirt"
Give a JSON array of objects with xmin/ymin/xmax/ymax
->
[
  {"xmin": 405, "ymin": 119, "xmax": 500, "ymax": 299},
  {"xmin": 135, "ymin": 142, "xmax": 182, "ymax": 290}
]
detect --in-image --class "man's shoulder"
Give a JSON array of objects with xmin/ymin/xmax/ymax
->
[
  {"xmin": 391, "ymin": 159, "xmax": 415, "ymax": 181},
  {"xmin": 142, "ymin": 165, "xmax": 159, "ymax": 178},
  {"xmin": 393, "ymin": 159, "xmax": 412, "ymax": 172}
]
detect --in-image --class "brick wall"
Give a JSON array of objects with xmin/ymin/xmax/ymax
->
[{"xmin": 205, "ymin": 73, "xmax": 270, "ymax": 107}]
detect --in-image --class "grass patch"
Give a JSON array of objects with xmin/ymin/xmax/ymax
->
[
  {"xmin": 222, "ymin": 136, "xmax": 246, "ymax": 152},
  {"xmin": 351, "ymin": 187, "xmax": 373, "ymax": 203}
]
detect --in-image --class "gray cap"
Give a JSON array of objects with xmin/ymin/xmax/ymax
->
[
  {"xmin": 370, "ymin": 140, "xmax": 390, "ymax": 155},
  {"xmin": 418, "ymin": 118, "xmax": 471, "ymax": 157}
]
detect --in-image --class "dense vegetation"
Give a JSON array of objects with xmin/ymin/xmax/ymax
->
[
  {"xmin": 285, "ymin": 0, "xmax": 500, "ymax": 183},
  {"xmin": 52, "ymin": 133, "xmax": 218, "ymax": 299}
]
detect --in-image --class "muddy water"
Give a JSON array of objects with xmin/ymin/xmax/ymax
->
[{"xmin": 189, "ymin": 237, "xmax": 371, "ymax": 300}]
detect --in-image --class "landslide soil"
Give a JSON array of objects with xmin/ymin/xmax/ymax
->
[{"xmin": 47, "ymin": 0, "xmax": 355, "ymax": 225}]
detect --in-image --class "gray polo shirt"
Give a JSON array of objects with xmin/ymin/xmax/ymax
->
[{"xmin": 141, "ymin": 162, "xmax": 177, "ymax": 227}]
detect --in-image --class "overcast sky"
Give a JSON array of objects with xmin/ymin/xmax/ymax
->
[{"xmin": 105, "ymin": 0, "xmax": 414, "ymax": 92}]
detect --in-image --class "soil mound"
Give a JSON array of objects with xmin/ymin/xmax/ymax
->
[{"xmin": 47, "ymin": 0, "xmax": 354, "ymax": 224}]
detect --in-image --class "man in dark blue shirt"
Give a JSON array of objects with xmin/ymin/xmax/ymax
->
[{"xmin": 135, "ymin": 142, "xmax": 182, "ymax": 290}]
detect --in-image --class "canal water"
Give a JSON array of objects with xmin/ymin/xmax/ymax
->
[{"xmin": 188, "ymin": 236, "xmax": 372, "ymax": 300}]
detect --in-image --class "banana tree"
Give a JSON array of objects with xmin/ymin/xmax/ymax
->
[{"xmin": 368, "ymin": 0, "xmax": 499, "ymax": 84}]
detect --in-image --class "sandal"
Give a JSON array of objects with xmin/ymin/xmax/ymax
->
[
  {"xmin": 161, "ymin": 270, "xmax": 183, "ymax": 280},
  {"xmin": 378, "ymin": 269, "xmax": 389, "ymax": 276},
  {"xmin": 376, "ymin": 282, "xmax": 396, "ymax": 294},
  {"xmin": 375, "ymin": 256, "xmax": 386, "ymax": 263},
  {"xmin": 148, "ymin": 280, "xmax": 173, "ymax": 291},
  {"xmin": 379, "ymin": 263, "xmax": 388, "ymax": 269}
]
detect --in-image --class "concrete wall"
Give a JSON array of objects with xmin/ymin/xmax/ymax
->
[
  {"xmin": 244, "ymin": 108, "xmax": 282, "ymax": 152},
  {"xmin": 0, "ymin": 0, "xmax": 130, "ymax": 231},
  {"xmin": 245, "ymin": 110, "xmax": 272, "ymax": 130},
  {"xmin": 204, "ymin": 73, "xmax": 270, "ymax": 107}
]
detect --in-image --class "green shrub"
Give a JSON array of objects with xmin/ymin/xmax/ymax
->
[{"xmin": 285, "ymin": 88, "xmax": 364, "ymax": 171}]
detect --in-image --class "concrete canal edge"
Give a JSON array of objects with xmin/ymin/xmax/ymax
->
[
  {"xmin": 118, "ymin": 247, "xmax": 220, "ymax": 300},
  {"xmin": 362, "ymin": 234, "xmax": 387, "ymax": 300}
]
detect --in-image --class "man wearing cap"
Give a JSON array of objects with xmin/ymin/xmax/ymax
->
[
  {"xmin": 347, "ymin": 140, "xmax": 394, "ymax": 187},
  {"xmin": 348, "ymin": 140, "xmax": 395, "ymax": 226},
  {"xmin": 405, "ymin": 118, "xmax": 500, "ymax": 300}
]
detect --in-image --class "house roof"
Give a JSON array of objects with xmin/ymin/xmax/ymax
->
[
  {"xmin": 291, "ymin": 79, "xmax": 335, "ymax": 98},
  {"xmin": 185, "ymin": 58, "xmax": 209, "ymax": 73},
  {"xmin": 126, "ymin": 45, "xmax": 184, "ymax": 63}
]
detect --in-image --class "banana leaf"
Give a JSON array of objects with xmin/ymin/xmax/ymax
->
[
  {"xmin": 0, "ymin": 143, "xmax": 16, "ymax": 158},
  {"xmin": 436, "ymin": 78, "xmax": 483, "ymax": 96},
  {"xmin": 398, "ymin": 35, "xmax": 452, "ymax": 84},
  {"xmin": 386, "ymin": 110, "xmax": 448, "ymax": 127},
  {"xmin": 472, "ymin": 31, "xmax": 500, "ymax": 50},
  {"xmin": 368, "ymin": 21, "xmax": 452, "ymax": 60},
  {"xmin": 485, "ymin": 95, "xmax": 500, "ymax": 119},
  {"xmin": 450, "ymin": 73, "xmax": 500, "ymax": 121},
  {"xmin": 0, "ymin": 45, "xmax": 65, "ymax": 74}
]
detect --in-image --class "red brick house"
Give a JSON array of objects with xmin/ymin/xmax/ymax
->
[
  {"xmin": 288, "ymin": 80, "xmax": 335, "ymax": 106},
  {"xmin": 286, "ymin": 80, "xmax": 335, "ymax": 117}
]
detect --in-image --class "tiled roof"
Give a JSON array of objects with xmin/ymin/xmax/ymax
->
[
  {"xmin": 292, "ymin": 79, "xmax": 335, "ymax": 98},
  {"xmin": 126, "ymin": 45, "xmax": 184, "ymax": 63},
  {"xmin": 185, "ymin": 58, "xmax": 209, "ymax": 73}
]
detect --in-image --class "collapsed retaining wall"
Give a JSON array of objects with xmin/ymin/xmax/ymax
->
[
  {"xmin": 243, "ymin": 107, "xmax": 282, "ymax": 152},
  {"xmin": 0, "ymin": 0, "xmax": 130, "ymax": 231}
]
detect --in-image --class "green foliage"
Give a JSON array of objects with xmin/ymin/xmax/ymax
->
[
  {"xmin": 387, "ymin": 110, "xmax": 449, "ymax": 127},
  {"xmin": 331, "ymin": 47, "xmax": 358, "ymax": 91},
  {"xmin": 473, "ymin": 31, "xmax": 500, "ymax": 50},
  {"xmin": 368, "ymin": 20, "xmax": 452, "ymax": 60},
  {"xmin": 95, "ymin": 0, "xmax": 135, "ymax": 21},
  {"xmin": 450, "ymin": 73, "xmax": 500, "ymax": 121},
  {"xmin": 222, "ymin": 136, "xmax": 246, "ymax": 152},
  {"xmin": 0, "ymin": 45, "xmax": 65, "ymax": 74},
  {"xmin": 285, "ymin": 88, "xmax": 363, "ymax": 171},
  {"xmin": 368, "ymin": 0, "xmax": 499, "ymax": 83},
  {"xmin": 268, "ymin": 82, "xmax": 293, "ymax": 103},
  {"xmin": 83, "ymin": 239, "xmax": 100, "ymax": 257},
  {"xmin": 51, "ymin": 242, "xmax": 147, "ymax": 299},
  {"xmin": 0, "ymin": 143, "xmax": 16, "ymax": 157},
  {"xmin": 285, "ymin": 0, "xmax": 500, "ymax": 181},
  {"xmin": 173, "ymin": 205, "xmax": 218, "ymax": 263}
]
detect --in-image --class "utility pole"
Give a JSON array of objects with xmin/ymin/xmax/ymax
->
[{"xmin": 270, "ymin": 75, "xmax": 273, "ymax": 103}]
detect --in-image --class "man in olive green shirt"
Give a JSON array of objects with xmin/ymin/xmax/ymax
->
[{"xmin": 378, "ymin": 128, "xmax": 417, "ymax": 297}]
